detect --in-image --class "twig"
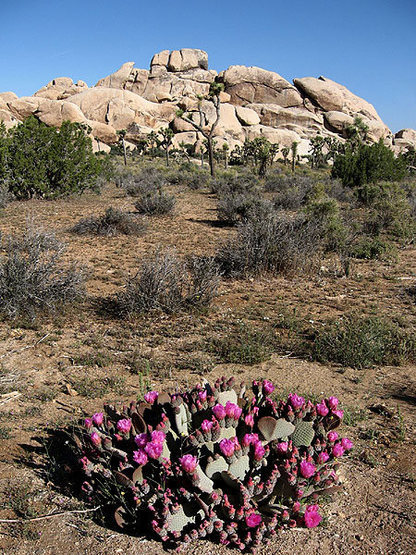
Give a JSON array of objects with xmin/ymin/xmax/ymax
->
[
  {"xmin": 0, "ymin": 332, "xmax": 51, "ymax": 360},
  {"xmin": 0, "ymin": 505, "xmax": 101, "ymax": 524}
]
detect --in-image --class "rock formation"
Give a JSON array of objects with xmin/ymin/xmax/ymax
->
[{"xmin": 0, "ymin": 48, "xmax": 414, "ymax": 155}]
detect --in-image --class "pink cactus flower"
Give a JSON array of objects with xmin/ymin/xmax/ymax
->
[
  {"xmin": 292, "ymin": 501, "xmax": 301, "ymax": 513},
  {"xmin": 225, "ymin": 401, "xmax": 242, "ymax": 419},
  {"xmin": 316, "ymin": 402, "xmax": 329, "ymax": 417},
  {"xmin": 92, "ymin": 412, "xmax": 104, "ymax": 426},
  {"xmin": 84, "ymin": 417, "xmax": 93, "ymax": 429},
  {"xmin": 288, "ymin": 393, "xmax": 305, "ymax": 410},
  {"xmin": 262, "ymin": 380, "xmax": 275, "ymax": 394},
  {"xmin": 80, "ymin": 456, "xmax": 90, "ymax": 470},
  {"xmin": 90, "ymin": 432, "xmax": 101, "ymax": 446},
  {"xmin": 333, "ymin": 409, "xmax": 344, "ymax": 419},
  {"xmin": 201, "ymin": 419, "xmax": 214, "ymax": 433},
  {"xmin": 244, "ymin": 413, "xmax": 255, "ymax": 427},
  {"xmin": 332, "ymin": 443, "xmax": 345, "ymax": 458},
  {"xmin": 253, "ymin": 441, "xmax": 266, "ymax": 461},
  {"xmin": 198, "ymin": 390, "xmax": 208, "ymax": 402},
  {"xmin": 341, "ymin": 437, "xmax": 354, "ymax": 450},
  {"xmin": 219, "ymin": 438, "xmax": 235, "ymax": 457},
  {"xmin": 116, "ymin": 419, "xmax": 132, "ymax": 434},
  {"xmin": 242, "ymin": 433, "xmax": 259, "ymax": 447},
  {"xmin": 134, "ymin": 433, "xmax": 148, "ymax": 448},
  {"xmin": 212, "ymin": 404, "xmax": 226, "ymax": 420},
  {"xmin": 328, "ymin": 396, "xmax": 339, "ymax": 410},
  {"xmin": 144, "ymin": 391, "xmax": 158, "ymax": 404},
  {"xmin": 304, "ymin": 505, "xmax": 322, "ymax": 528},
  {"xmin": 275, "ymin": 441, "xmax": 289, "ymax": 453},
  {"xmin": 144, "ymin": 441, "xmax": 163, "ymax": 459},
  {"xmin": 327, "ymin": 431, "xmax": 338, "ymax": 443},
  {"xmin": 151, "ymin": 430, "xmax": 166, "ymax": 444},
  {"xmin": 300, "ymin": 461, "xmax": 316, "ymax": 478},
  {"xmin": 179, "ymin": 454, "xmax": 198, "ymax": 473},
  {"xmin": 245, "ymin": 513, "xmax": 262, "ymax": 528},
  {"xmin": 317, "ymin": 451, "xmax": 330, "ymax": 464},
  {"xmin": 133, "ymin": 449, "xmax": 148, "ymax": 466}
]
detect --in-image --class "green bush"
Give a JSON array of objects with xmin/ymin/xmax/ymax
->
[
  {"xmin": 311, "ymin": 315, "xmax": 416, "ymax": 369},
  {"xmin": 332, "ymin": 139, "xmax": 406, "ymax": 192},
  {"xmin": 0, "ymin": 117, "xmax": 104, "ymax": 199}
]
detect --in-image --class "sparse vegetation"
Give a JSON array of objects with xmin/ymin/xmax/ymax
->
[{"xmin": 71, "ymin": 207, "xmax": 147, "ymax": 236}]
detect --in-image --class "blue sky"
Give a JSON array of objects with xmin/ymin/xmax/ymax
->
[{"xmin": 1, "ymin": 0, "xmax": 415, "ymax": 132}]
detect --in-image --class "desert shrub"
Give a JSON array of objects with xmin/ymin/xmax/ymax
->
[
  {"xmin": 68, "ymin": 377, "xmax": 352, "ymax": 551},
  {"xmin": 348, "ymin": 236, "xmax": 391, "ymax": 260},
  {"xmin": 311, "ymin": 315, "xmax": 416, "ymax": 368},
  {"xmin": 207, "ymin": 323, "xmax": 276, "ymax": 364},
  {"xmin": 71, "ymin": 207, "xmax": 147, "ymax": 237},
  {"xmin": 0, "ymin": 225, "xmax": 85, "ymax": 320},
  {"xmin": 217, "ymin": 192, "xmax": 274, "ymax": 225},
  {"xmin": 332, "ymin": 139, "xmax": 406, "ymax": 191},
  {"xmin": 0, "ymin": 184, "xmax": 12, "ymax": 209},
  {"xmin": 211, "ymin": 172, "xmax": 260, "ymax": 196},
  {"xmin": 216, "ymin": 212, "xmax": 322, "ymax": 277},
  {"xmin": 134, "ymin": 189, "xmax": 176, "ymax": 215},
  {"xmin": 122, "ymin": 167, "xmax": 167, "ymax": 197},
  {"xmin": 168, "ymin": 164, "xmax": 212, "ymax": 190},
  {"xmin": 116, "ymin": 252, "xmax": 219, "ymax": 315},
  {"xmin": 0, "ymin": 117, "xmax": 104, "ymax": 199}
]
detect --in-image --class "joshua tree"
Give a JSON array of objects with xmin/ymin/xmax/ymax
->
[
  {"xmin": 177, "ymin": 82, "xmax": 224, "ymax": 177},
  {"xmin": 147, "ymin": 130, "xmax": 158, "ymax": 158},
  {"xmin": 158, "ymin": 128, "xmax": 174, "ymax": 167},
  {"xmin": 222, "ymin": 142, "xmax": 229, "ymax": 169},
  {"xmin": 281, "ymin": 146, "xmax": 290, "ymax": 166},
  {"xmin": 117, "ymin": 129, "xmax": 127, "ymax": 166},
  {"xmin": 291, "ymin": 141, "xmax": 299, "ymax": 172}
]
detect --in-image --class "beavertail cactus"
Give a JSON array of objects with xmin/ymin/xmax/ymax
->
[{"xmin": 71, "ymin": 376, "xmax": 353, "ymax": 552}]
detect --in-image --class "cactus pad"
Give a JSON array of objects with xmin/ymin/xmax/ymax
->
[
  {"xmin": 205, "ymin": 456, "xmax": 228, "ymax": 480},
  {"xmin": 292, "ymin": 421, "xmax": 315, "ymax": 447},
  {"xmin": 228, "ymin": 454, "xmax": 250, "ymax": 481},
  {"xmin": 258, "ymin": 416, "xmax": 295, "ymax": 442}
]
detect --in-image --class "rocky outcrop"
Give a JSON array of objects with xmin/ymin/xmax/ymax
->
[
  {"xmin": 0, "ymin": 48, "xmax": 404, "ymax": 156},
  {"xmin": 219, "ymin": 65, "xmax": 303, "ymax": 108}
]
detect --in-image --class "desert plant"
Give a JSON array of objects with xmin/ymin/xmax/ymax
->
[
  {"xmin": 69, "ymin": 377, "xmax": 352, "ymax": 552},
  {"xmin": 311, "ymin": 315, "xmax": 416, "ymax": 369},
  {"xmin": 134, "ymin": 189, "xmax": 176, "ymax": 215},
  {"xmin": 116, "ymin": 252, "xmax": 219, "ymax": 315},
  {"xmin": 121, "ymin": 167, "xmax": 166, "ymax": 196},
  {"xmin": 0, "ymin": 225, "xmax": 85, "ymax": 320},
  {"xmin": 1, "ymin": 117, "xmax": 104, "ymax": 199},
  {"xmin": 217, "ymin": 192, "xmax": 274, "ymax": 225},
  {"xmin": 71, "ymin": 207, "xmax": 147, "ymax": 237},
  {"xmin": 216, "ymin": 212, "xmax": 322, "ymax": 277}
]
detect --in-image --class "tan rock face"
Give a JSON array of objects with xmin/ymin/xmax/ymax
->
[
  {"xmin": 249, "ymin": 104, "xmax": 323, "ymax": 137},
  {"xmin": 394, "ymin": 128, "xmax": 416, "ymax": 152},
  {"xmin": 34, "ymin": 77, "xmax": 88, "ymax": 101},
  {"xmin": 0, "ymin": 92, "xmax": 18, "ymax": 103},
  {"xmin": 220, "ymin": 66, "xmax": 303, "ymax": 108},
  {"xmin": 235, "ymin": 106, "xmax": 260, "ymax": 126},
  {"xmin": 294, "ymin": 76, "xmax": 382, "ymax": 122}
]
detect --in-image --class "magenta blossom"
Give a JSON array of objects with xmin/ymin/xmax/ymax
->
[
  {"xmin": 275, "ymin": 441, "xmax": 289, "ymax": 454},
  {"xmin": 304, "ymin": 505, "xmax": 322, "ymax": 528},
  {"xmin": 327, "ymin": 431, "xmax": 338, "ymax": 443},
  {"xmin": 225, "ymin": 401, "xmax": 242, "ymax": 419},
  {"xmin": 144, "ymin": 391, "xmax": 158, "ymax": 404},
  {"xmin": 179, "ymin": 454, "xmax": 198, "ymax": 473},
  {"xmin": 116, "ymin": 419, "xmax": 132, "ymax": 434},
  {"xmin": 246, "ymin": 513, "xmax": 262, "ymax": 528},
  {"xmin": 262, "ymin": 380, "xmax": 275, "ymax": 395},
  {"xmin": 92, "ymin": 412, "xmax": 104, "ymax": 426},
  {"xmin": 245, "ymin": 413, "xmax": 255, "ymax": 427},
  {"xmin": 144, "ymin": 441, "xmax": 163, "ymax": 459},
  {"xmin": 212, "ymin": 404, "xmax": 226, "ymax": 420},
  {"xmin": 288, "ymin": 393, "xmax": 305, "ymax": 410},
  {"xmin": 134, "ymin": 433, "xmax": 148, "ymax": 448},
  {"xmin": 328, "ymin": 396, "xmax": 339, "ymax": 409},
  {"xmin": 332, "ymin": 443, "xmax": 345, "ymax": 458},
  {"xmin": 90, "ymin": 432, "xmax": 101, "ymax": 446},
  {"xmin": 84, "ymin": 417, "xmax": 93, "ymax": 430},
  {"xmin": 253, "ymin": 441, "xmax": 266, "ymax": 461},
  {"xmin": 151, "ymin": 430, "xmax": 166, "ymax": 444},
  {"xmin": 333, "ymin": 409, "xmax": 344, "ymax": 419},
  {"xmin": 201, "ymin": 419, "xmax": 214, "ymax": 433},
  {"xmin": 242, "ymin": 433, "xmax": 259, "ymax": 447},
  {"xmin": 316, "ymin": 401, "xmax": 329, "ymax": 417},
  {"xmin": 300, "ymin": 461, "xmax": 316, "ymax": 478},
  {"xmin": 198, "ymin": 390, "xmax": 208, "ymax": 402},
  {"xmin": 219, "ymin": 438, "xmax": 235, "ymax": 458},
  {"xmin": 317, "ymin": 451, "xmax": 330, "ymax": 464},
  {"xmin": 133, "ymin": 449, "xmax": 148, "ymax": 465},
  {"xmin": 341, "ymin": 437, "xmax": 354, "ymax": 450}
]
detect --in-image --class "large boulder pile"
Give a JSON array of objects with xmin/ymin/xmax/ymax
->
[{"xmin": 1, "ymin": 48, "xmax": 414, "ymax": 155}]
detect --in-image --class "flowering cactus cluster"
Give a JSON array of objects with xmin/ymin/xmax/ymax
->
[{"xmin": 73, "ymin": 377, "xmax": 353, "ymax": 553}]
